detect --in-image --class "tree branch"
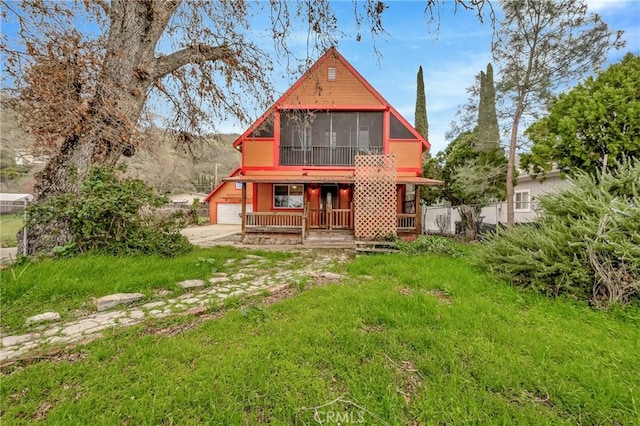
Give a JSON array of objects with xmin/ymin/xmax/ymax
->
[{"xmin": 151, "ymin": 43, "xmax": 232, "ymax": 81}]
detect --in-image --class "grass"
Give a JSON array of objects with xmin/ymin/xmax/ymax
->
[
  {"xmin": 1, "ymin": 250, "xmax": 639, "ymax": 424},
  {"xmin": 0, "ymin": 246, "xmax": 296, "ymax": 332},
  {"xmin": 0, "ymin": 214, "xmax": 23, "ymax": 248}
]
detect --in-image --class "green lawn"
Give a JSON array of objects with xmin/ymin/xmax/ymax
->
[
  {"xmin": 0, "ymin": 214, "xmax": 23, "ymax": 247},
  {"xmin": 1, "ymin": 250, "xmax": 639, "ymax": 424},
  {"xmin": 0, "ymin": 246, "xmax": 295, "ymax": 332}
]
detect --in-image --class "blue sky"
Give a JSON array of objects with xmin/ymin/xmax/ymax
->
[
  {"xmin": 2, "ymin": 1, "xmax": 638, "ymax": 156},
  {"xmin": 224, "ymin": 0, "xmax": 640, "ymax": 155}
]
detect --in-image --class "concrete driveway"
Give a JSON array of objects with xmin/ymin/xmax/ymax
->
[
  {"xmin": 180, "ymin": 224, "xmax": 241, "ymax": 247},
  {"xmin": 0, "ymin": 225, "xmax": 241, "ymax": 263}
]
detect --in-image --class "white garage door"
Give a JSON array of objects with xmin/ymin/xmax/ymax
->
[{"xmin": 217, "ymin": 203, "xmax": 252, "ymax": 224}]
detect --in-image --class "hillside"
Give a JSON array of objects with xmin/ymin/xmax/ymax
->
[{"xmin": 0, "ymin": 95, "xmax": 241, "ymax": 195}]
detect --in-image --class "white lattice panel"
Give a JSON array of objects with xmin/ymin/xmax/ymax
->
[{"xmin": 354, "ymin": 154, "xmax": 397, "ymax": 238}]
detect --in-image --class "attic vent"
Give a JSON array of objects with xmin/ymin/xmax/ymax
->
[{"xmin": 327, "ymin": 67, "xmax": 336, "ymax": 81}]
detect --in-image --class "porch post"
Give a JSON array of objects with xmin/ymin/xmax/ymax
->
[
  {"xmin": 241, "ymin": 182, "xmax": 247, "ymax": 239},
  {"xmin": 415, "ymin": 185, "xmax": 422, "ymax": 235},
  {"xmin": 302, "ymin": 185, "xmax": 307, "ymax": 241}
]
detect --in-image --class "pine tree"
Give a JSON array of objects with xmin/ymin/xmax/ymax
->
[{"xmin": 414, "ymin": 66, "xmax": 428, "ymax": 140}]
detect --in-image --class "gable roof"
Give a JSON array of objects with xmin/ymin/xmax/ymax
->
[
  {"xmin": 203, "ymin": 167, "xmax": 242, "ymax": 202},
  {"xmin": 232, "ymin": 47, "xmax": 430, "ymax": 151}
]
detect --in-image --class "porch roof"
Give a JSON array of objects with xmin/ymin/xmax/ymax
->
[{"xmin": 223, "ymin": 175, "xmax": 442, "ymax": 186}]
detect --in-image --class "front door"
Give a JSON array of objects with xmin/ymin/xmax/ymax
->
[{"xmin": 320, "ymin": 185, "xmax": 338, "ymax": 228}]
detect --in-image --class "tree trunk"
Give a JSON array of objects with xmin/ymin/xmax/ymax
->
[
  {"xmin": 506, "ymin": 97, "xmax": 524, "ymax": 229},
  {"xmin": 458, "ymin": 205, "xmax": 477, "ymax": 240},
  {"xmin": 16, "ymin": 1, "xmax": 165, "ymax": 255},
  {"xmin": 15, "ymin": 1, "xmax": 235, "ymax": 256}
]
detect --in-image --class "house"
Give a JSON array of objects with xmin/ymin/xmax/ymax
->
[
  {"xmin": 424, "ymin": 164, "xmax": 571, "ymax": 233},
  {"xmin": 206, "ymin": 47, "xmax": 441, "ymax": 244},
  {"xmin": 204, "ymin": 167, "xmax": 254, "ymax": 224},
  {"xmin": 511, "ymin": 166, "xmax": 571, "ymax": 222},
  {"xmin": 0, "ymin": 192, "xmax": 32, "ymax": 214}
]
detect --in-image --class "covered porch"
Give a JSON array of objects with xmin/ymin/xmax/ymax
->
[{"xmin": 224, "ymin": 174, "xmax": 439, "ymax": 245}]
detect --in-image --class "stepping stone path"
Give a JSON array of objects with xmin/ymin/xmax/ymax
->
[{"xmin": 0, "ymin": 251, "xmax": 350, "ymax": 364}]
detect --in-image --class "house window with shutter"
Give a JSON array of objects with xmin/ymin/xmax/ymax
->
[{"xmin": 327, "ymin": 67, "xmax": 336, "ymax": 81}]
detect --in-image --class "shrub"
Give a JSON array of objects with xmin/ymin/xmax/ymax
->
[
  {"xmin": 27, "ymin": 166, "xmax": 192, "ymax": 257},
  {"xmin": 397, "ymin": 235, "xmax": 464, "ymax": 257},
  {"xmin": 478, "ymin": 159, "xmax": 640, "ymax": 308}
]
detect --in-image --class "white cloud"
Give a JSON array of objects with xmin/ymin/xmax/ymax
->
[{"xmin": 584, "ymin": 0, "xmax": 631, "ymax": 11}]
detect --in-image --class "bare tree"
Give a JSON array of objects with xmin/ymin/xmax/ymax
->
[
  {"xmin": 492, "ymin": 0, "xmax": 624, "ymax": 227},
  {"xmin": 1, "ymin": 0, "xmax": 491, "ymax": 255}
]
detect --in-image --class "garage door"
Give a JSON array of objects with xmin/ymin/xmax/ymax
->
[{"xmin": 217, "ymin": 203, "xmax": 252, "ymax": 224}]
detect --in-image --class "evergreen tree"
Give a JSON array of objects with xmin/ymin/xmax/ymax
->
[
  {"xmin": 423, "ymin": 64, "xmax": 506, "ymax": 240},
  {"xmin": 523, "ymin": 53, "xmax": 640, "ymax": 177},
  {"xmin": 476, "ymin": 63, "xmax": 499, "ymax": 151},
  {"xmin": 415, "ymin": 66, "xmax": 429, "ymax": 140}
]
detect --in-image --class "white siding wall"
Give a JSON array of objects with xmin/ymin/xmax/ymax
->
[{"xmin": 423, "ymin": 173, "xmax": 572, "ymax": 233}]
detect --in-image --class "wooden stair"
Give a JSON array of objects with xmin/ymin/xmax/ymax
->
[
  {"xmin": 303, "ymin": 230, "xmax": 355, "ymax": 247},
  {"xmin": 355, "ymin": 240, "xmax": 399, "ymax": 254}
]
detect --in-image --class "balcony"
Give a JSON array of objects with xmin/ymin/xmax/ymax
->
[{"xmin": 279, "ymin": 146, "xmax": 383, "ymax": 166}]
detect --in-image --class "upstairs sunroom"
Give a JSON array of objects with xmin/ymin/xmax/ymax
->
[{"xmin": 279, "ymin": 109, "xmax": 385, "ymax": 166}]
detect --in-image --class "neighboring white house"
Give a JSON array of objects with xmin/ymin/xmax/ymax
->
[
  {"xmin": 424, "ymin": 166, "xmax": 572, "ymax": 234},
  {"xmin": 0, "ymin": 192, "xmax": 33, "ymax": 214}
]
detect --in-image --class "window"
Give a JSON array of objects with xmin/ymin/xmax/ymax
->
[
  {"xmin": 515, "ymin": 190, "xmax": 531, "ymax": 212},
  {"xmin": 250, "ymin": 113, "xmax": 274, "ymax": 137},
  {"xmin": 235, "ymin": 182, "xmax": 243, "ymax": 190},
  {"xmin": 389, "ymin": 113, "xmax": 416, "ymax": 139},
  {"xmin": 328, "ymin": 67, "xmax": 336, "ymax": 81},
  {"xmin": 280, "ymin": 110, "xmax": 383, "ymax": 150},
  {"xmin": 274, "ymin": 184, "xmax": 303, "ymax": 208}
]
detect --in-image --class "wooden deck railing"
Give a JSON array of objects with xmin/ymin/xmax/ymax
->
[
  {"xmin": 331, "ymin": 209, "xmax": 353, "ymax": 229},
  {"xmin": 245, "ymin": 212, "xmax": 303, "ymax": 228},
  {"xmin": 397, "ymin": 214, "xmax": 416, "ymax": 230},
  {"xmin": 307, "ymin": 208, "xmax": 353, "ymax": 229}
]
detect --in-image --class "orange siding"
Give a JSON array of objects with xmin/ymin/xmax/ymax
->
[
  {"xmin": 389, "ymin": 140, "xmax": 422, "ymax": 169},
  {"xmin": 280, "ymin": 55, "xmax": 381, "ymax": 107},
  {"xmin": 256, "ymin": 183, "xmax": 273, "ymax": 212},
  {"xmin": 207, "ymin": 181, "xmax": 253, "ymax": 224},
  {"xmin": 243, "ymin": 140, "xmax": 275, "ymax": 167},
  {"xmin": 338, "ymin": 187, "xmax": 351, "ymax": 209}
]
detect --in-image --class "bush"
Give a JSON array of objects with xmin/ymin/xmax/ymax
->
[
  {"xmin": 397, "ymin": 235, "xmax": 464, "ymax": 257},
  {"xmin": 478, "ymin": 159, "xmax": 640, "ymax": 308},
  {"xmin": 27, "ymin": 166, "xmax": 192, "ymax": 257}
]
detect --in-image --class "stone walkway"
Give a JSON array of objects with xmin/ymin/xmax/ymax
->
[{"xmin": 0, "ymin": 250, "xmax": 351, "ymax": 365}]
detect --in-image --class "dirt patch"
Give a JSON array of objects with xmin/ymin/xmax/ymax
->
[
  {"xmin": 397, "ymin": 286, "xmax": 414, "ymax": 296},
  {"xmin": 425, "ymin": 289, "xmax": 453, "ymax": 305},
  {"xmin": 360, "ymin": 323, "xmax": 385, "ymax": 333},
  {"xmin": 385, "ymin": 355, "xmax": 424, "ymax": 405},
  {"xmin": 32, "ymin": 400, "xmax": 54, "ymax": 421},
  {"xmin": 142, "ymin": 320, "xmax": 200, "ymax": 337}
]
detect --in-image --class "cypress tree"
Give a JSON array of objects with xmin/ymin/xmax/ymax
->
[
  {"xmin": 476, "ymin": 63, "xmax": 499, "ymax": 152},
  {"xmin": 415, "ymin": 66, "xmax": 428, "ymax": 139}
]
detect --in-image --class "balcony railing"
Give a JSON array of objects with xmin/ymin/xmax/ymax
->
[{"xmin": 280, "ymin": 146, "xmax": 383, "ymax": 166}]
